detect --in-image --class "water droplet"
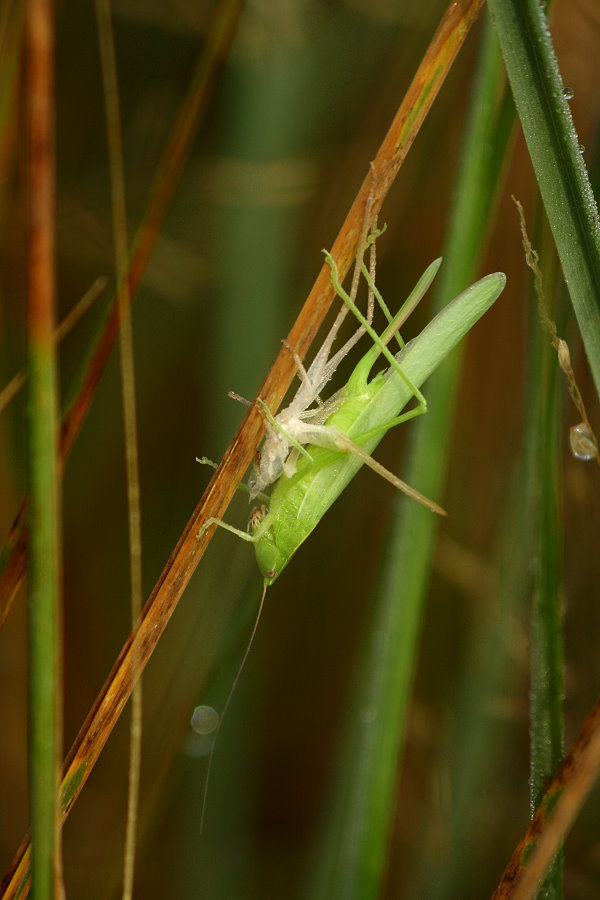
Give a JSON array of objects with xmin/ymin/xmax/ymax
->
[
  {"xmin": 563, "ymin": 86, "xmax": 574, "ymax": 101},
  {"xmin": 191, "ymin": 704, "xmax": 219, "ymax": 735},
  {"xmin": 579, "ymin": 144, "xmax": 585, "ymax": 156},
  {"xmin": 570, "ymin": 422, "xmax": 598, "ymax": 461}
]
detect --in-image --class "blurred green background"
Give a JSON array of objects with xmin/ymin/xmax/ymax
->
[{"xmin": 1, "ymin": 0, "xmax": 600, "ymax": 896}]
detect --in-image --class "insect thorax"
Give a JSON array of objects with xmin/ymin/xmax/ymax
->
[{"xmin": 249, "ymin": 428, "xmax": 290, "ymax": 499}]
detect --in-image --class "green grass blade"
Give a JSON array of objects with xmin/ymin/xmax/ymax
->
[
  {"xmin": 488, "ymin": 0, "xmax": 600, "ymax": 400},
  {"xmin": 309, "ymin": 19, "xmax": 514, "ymax": 899},
  {"xmin": 95, "ymin": 1, "xmax": 144, "ymax": 896},
  {"xmin": 28, "ymin": 343, "xmax": 61, "ymax": 900},
  {"xmin": 25, "ymin": 0, "xmax": 62, "ymax": 894},
  {"xmin": 423, "ymin": 213, "xmax": 566, "ymax": 898},
  {"xmin": 526, "ymin": 217, "xmax": 565, "ymax": 896}
]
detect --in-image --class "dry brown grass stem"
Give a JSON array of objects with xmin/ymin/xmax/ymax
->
[{"xmin": 492, "ymin": 697, "xmax": 600, "ymax": 899}]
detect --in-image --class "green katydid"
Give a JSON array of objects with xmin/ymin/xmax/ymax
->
[
  {"xmin": 199, "ymin": 240, "xmax": 505, "ymax": 586},
  {"xmin": 196, "ymin": 230, "xmax": 505, "ymax": 831}
]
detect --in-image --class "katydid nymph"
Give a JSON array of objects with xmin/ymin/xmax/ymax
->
[
  {"xmin": 196, "ymin": 233, "xmax": 505, "ymax": 831},
  {"xmin": 199, "ymin": 235, "xmax": 505, "ymax": 586}
]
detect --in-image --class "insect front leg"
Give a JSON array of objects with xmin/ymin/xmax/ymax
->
[
  {"xmin": 198, "ymin": 503, "xmax": 273, "ymax": 545},
  {"xmin": 198, "ymin": 517, "xmax": 258, "ymax": 545}
]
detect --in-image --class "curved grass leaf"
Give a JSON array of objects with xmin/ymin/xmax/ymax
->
[{"xmin": 488, "ymin": 0, "xmax": 600, "ymax": 399}]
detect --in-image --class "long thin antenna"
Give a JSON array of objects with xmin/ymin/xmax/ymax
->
[{"xmin": 199, "ymin": 579, "xmax": 269, "ymax": 834}]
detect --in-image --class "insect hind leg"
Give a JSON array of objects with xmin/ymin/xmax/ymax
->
[{"xmin": 285, "ymin": 415, "xmax": 443, "ymax": 515}]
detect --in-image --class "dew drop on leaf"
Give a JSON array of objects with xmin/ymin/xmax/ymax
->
[{"xmin": 570, "ymin": 422, "xmax": 597, "ymax": 461}]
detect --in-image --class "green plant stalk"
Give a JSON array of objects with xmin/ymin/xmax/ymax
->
[
  {"xmin": 26, "ymin": 0, "xmax": 62, "ymax": 895},
  {"xmin": 487, "ymin": 0, "xmax": 600, "ymax": 400},
  {"xmin": 95, "ymin": 1, "xmax": 144, "ymax": 897},
  {"xmin": 430, "ymin": 210, "xmax": 565, "ymax": 899},
  {"xmin": 29, "ymin": 341, "xmax": 61, "ymax": 900},
  {"xmin": 425, "ymin": 458, "xmax": 537, "ymax": 897},
  {"xmin": 426, "ymin": 207, "xmax": 566, "ymax": 898},
  {"xmin": 527, "ymin": 218, "xmax": 564, "ymax": 896},
  {"xmin": 309, "ymin": 19, "xmax": 515, "ymax": 898}
]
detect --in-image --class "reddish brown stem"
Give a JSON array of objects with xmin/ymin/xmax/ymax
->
[{"xmin": 492, "ymin": 698, "xmax": 600, "ymax": 899}]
